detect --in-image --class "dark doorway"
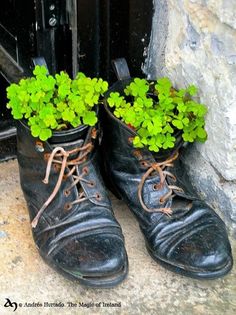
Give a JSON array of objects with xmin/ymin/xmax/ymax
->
[
  {"xmin": 0, "ymin": 0, "xmax": 153, "ymax": 161},
  {"xmin": 79, "ymin": 0, "xmax": 154, "ymax": 81}
]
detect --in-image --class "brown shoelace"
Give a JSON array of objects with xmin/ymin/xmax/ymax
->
[
  {"xmin": 31, "ymin": 142, "xmax": 95, "ymax": 228},
  {"xmin": 138, "ymin": 151, "xmax": 184, "ymax": 215}
]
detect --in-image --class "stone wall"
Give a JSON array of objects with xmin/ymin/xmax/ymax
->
[{"xmin": 144, "ymin": 0, "xmax": 236, "ymax": 234}]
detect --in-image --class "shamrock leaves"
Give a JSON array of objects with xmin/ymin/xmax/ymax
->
[
  {"xmin": 6, "ymin": 65, "xmax": 108, "ymax": 141},
  {"xmin": 107, "ymin": 77, "xmax": 208, "ymax": 153}
]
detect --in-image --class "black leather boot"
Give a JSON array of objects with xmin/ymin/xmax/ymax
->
[
  {"xmin": 17, "ymin": 120, "xmax": 128, "ymax": 287},
  {"xmin": 101, "ymin": 80, "xmax": 233, "ymax": 280}
]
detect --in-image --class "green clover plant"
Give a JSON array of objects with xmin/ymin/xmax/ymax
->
[
  {"xmin": 107, "ymin": 77, "xmax": 207, "ymax": 153},
  {"xmin": 6, "ymin": 66, "xmax": 108, "ymax": 141}
]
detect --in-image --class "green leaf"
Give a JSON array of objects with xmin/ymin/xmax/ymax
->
[
  {"xmin": 39, "ymin": 129, "xmax": 52, "ymax": 141},
  {"xmin": 124, "ymin": 108, "xmax": 136, "ymax": 124},
  {"xmin": 155, "ymin": 134, "xmax": 165, "ymax": 147},
  {"xmin": 83, "ymin": 111, "xmax": 97, "ymax": 126},
  {"xmin": 33, "ymin": 65, "xmax": 48, "ymax": 77},
  {"xmin": 141, "ymin": 137, "xmax": 148, "ymax": 145},
  {"xmin": 182, "ymin": 132, "xmax": 195, "ymax": 143},
  {"xmin": 182, "ymin": 117, "xmax": 190, "ymax": 126},
  {"xmin": 11, "ymin": 107, "xmax": 23, "ymax": 120},
  {"xmin": 163, "ymin": 133, "xmax": 175, "ymax": 149},
  {"xmin": 172, "ymin": 120, "xmax": 183, "ymax": 129},
  {"xmin": 197, "ymin": 104, "xmax": 208, "ymax": 117},
  {"xmin": 197, "ymin": 127, "xmax": 207, "ymax": 139},
  {"xmin": 147, "ymin": 121, "xmax": 154, "ymax": 133},
  {"xmin": 176, "ymin": 89, "xmax": 186, "ymax": 97},
  {"xmin": 137, "ymin": 128, "xmax": 149, "ymax": 138},
  {"xmin": 57, "ymin": 102, "xmax": 67, "ymax": 112},
  {"xmin": 125, "ymin": 78, "xmax": 149, "ymax": 98},
  {"xmin": 162, "ymin": 124, "xmax": 174, "ymax": 134},
  {"xmin": 133, "ymin": 136, "xmax": 144, "ymax": 148},
  {"xmin": 71, "ymin": 116, "xmax": 81, "ymax": 128},
  {"xmin": 31, "ymin": 124, "xmax": 41, "ymax": 137},
  {"xmin": 62, "ymin": 109, "xmax": 76, "ymax": 122},
  {"xmin": 108, "ymin": 93, "xmax": 124, "ymax": 107},
  {"xmin": 156, "ymin": 77, "xmax": 172, "ymax": 90},
  {"xmin": 187, "ymin": 85, "xmax": 198, "ymax": 96},
  {"xmin": 155, "ymin": 77, "xmax": 172, "ymax": 96},
  {"xmin": 149, "ymin": 143, "xmax": 159, "ymax": 152},
  {"xmin": 177, "ymin": 102, "xmax": 187, "ymax": 112}
]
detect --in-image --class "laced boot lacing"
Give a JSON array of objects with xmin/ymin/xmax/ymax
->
[
  {"xmin": 32, "ymin": 140, "xmax": 97, "ymax": 228},
  {"xmin": 138, "ymin": 152, "xmax": 184, "ymax": 215}
]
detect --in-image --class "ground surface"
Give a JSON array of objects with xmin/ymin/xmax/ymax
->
[{"xmin": 0, "ymin": 160, "xmax": 235, "ymax": 315}]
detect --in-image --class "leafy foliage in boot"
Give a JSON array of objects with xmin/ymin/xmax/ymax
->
[
  {"xmin": 107, "ymin": 77, "xmax": 207, "ymax": 152},
  {"xmin": 6, "ymin": 66, "xmax": 108, "ymax": 141}
]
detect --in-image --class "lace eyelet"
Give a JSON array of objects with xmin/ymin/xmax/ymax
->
[
  {"xmin": 53, "ymin": 163, "xmax": 60, "ymax": 172},
  {"xmin": 64, "ymin": 189, "xmax": 71, "ymax": 197},
  {"xmin": 159, "ymin": 197, "xmax": 165, "ymax": 204},
  {"xmin": 95, "ymin": 193, "xmax": 102, "ymax": 201},
  {"xmin": 82, "ymin": 167, "xmax": 89, "ymax": 175},
  {"xmin": 44, "ymin": 153, "xmax": 50, "ymax": 161},
  {"xmin": 87, "ymin": 181, "xmax": 95, "ymax": 188},
  {"xmin": 128, "ymin": 137, "xmax": 134, "ymax": 144},
  {"xmin": 64, "ymin": 203, "xmax": 72, "ymax": 211},
  {"xmin": 140, "ymin": 161, "xmax": 149, "ymax": 168},
  {"xmin": 133, "ymin": 150, "xmax": 142, "ymax": 159},
  {"xmin": 35, "ymin": 141, "xmax": 44, "ymax": 153},
  {"xmin": 153, "ymin": 184, "xmax": 160, "ymax": 191},
  {"xmin": 91, "ymin": 128, "xmax": 97, "ymax": 139},
  {"xmin": 62, "ymin": 175, "xmax": 67, "ymax": 181}
]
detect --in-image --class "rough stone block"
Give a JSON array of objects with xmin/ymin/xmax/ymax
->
[{"xmin": 144, "ymin": 0, "xmax": 236, "ymax": 229}]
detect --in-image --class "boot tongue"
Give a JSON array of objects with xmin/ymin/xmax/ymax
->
[
  {"xmin": 48, "ymin": 125, "xmax": 89, "ymax": 156},
  {"xmin": 49, "ymin": 125, "xmax": 89, "ymax": 145},
  {"xmin": 50, "ymin": 138, "xmax": 84, "ymax": 152},
  {"xmin": 50, "ymin": 138, "xmax": 85, "ymax": 162}
]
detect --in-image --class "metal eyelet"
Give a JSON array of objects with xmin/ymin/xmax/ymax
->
[
  {"xmin": 53, "ymin": 163, "xmax": 60, "ymax": 172},
  {"xmin": 95, "ymin": 193, "xmax": 102, "ymax": 201},
  {"xmin": 159, "ymin": 197, "xmax": 165, "ymax": 205},
  {"xmin": 133, "ymin": 150, "xmax": 142, "ymax": 159},
  {"xmin": 140, "ymin": 161, "xmax": 149, "ymax": 168},
  {"xmin": 128, "ymin": 137, "xmax": 134, "ymax": 144},
  {"xmin": 64, "ymin": 189, "xmax": 71, "ymax": 197},
  {"xmin": 35, "ymin": 141, "xmax": 44, "ymax": 153},
  {"xmin": 64, "ymin": 203, "xmax": 72, "ymax": 211},
  {"xmin": 83, "ymin": 167, "xmax": 89, "ymax": 175},
  {"xmin": 91, "ymin": 128, "xmax": 98, "ymax": 139},
  {"xmin": 153, "ymin": 184, "xmax": 159, "ymax": 191},
  {"xmin": 44, "ymin": 153, "xmax": 50, "ymax": 161},
  {"xmin": 87, "ymin": 181, "xmax": 95, "ymax": 188},
  {"xmin": 62, "ymin": 175, "xmax": 67, "ymax": 181}
]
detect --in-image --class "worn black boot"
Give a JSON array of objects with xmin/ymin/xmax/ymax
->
[
  {"xmin": 101, "ymin": 85, "xmax": 233, "ymax": 280},
  {"xmin": 17, "ymin": 120, "xmax": 128, "ymax": 287}
]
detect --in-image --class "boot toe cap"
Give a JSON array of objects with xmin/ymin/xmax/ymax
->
[
  {"xmin": 52, "ymin": 234, "xmax": 128, "ymax": 281},
  {"xmin": 148, "ymin": 204, "xmax": 233, "ymax": 278},
  {"xmin": 169, "ymin": 228, "xmax": 233, "ymax": 277}
]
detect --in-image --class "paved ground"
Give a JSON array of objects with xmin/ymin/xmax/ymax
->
[{"xmin": 0, "ymin": 160, "xmax": 235, "ymax": 315}]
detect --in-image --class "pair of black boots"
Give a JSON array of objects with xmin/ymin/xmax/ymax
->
[{"xmin": 16, "ymin": 78, "xmax": 233, "ymax": 288}]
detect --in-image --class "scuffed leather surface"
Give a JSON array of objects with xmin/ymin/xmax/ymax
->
[
  {"xmin": 101, "ymin": 103, "xmax": 233, "ymax": 278},
  {"xmin": 17, "ymin": 121, "xmax": 128, "ymax": 282}
]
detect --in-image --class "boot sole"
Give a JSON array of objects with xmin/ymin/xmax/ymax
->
[
  {"xmin": 39, "ymin": 250, "xmax": 129, "ymax": 288},
  {"xmin": 145, "ymin": 243, "xmax": 233, "ymax": 280}
]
